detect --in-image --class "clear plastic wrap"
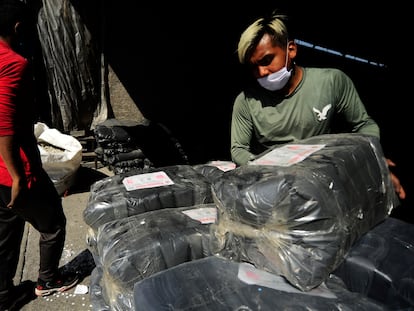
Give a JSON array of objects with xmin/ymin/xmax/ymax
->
[
  {"xmin": 89, "ymin": 205, "xmax": 216, "ymax": 311},
  {"xmin": 133, "ymin": 256, "xmax": 388, "ymax": 310},
  {"xmin": 210, "ymin": 133, "xmax": 398, "ymax": 291},
  {"xmin": 333, "ymin": 216, "xmax": 414, "ymax": 309},
  {"xmin": 83, "ymin": 165, "xmax": 214, "ymax": 232}
]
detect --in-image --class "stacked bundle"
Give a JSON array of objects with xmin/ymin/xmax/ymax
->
[
  {"xmin": 83, "ymin": 164, "xmax": 215, "ymax": 237},
  {"xmin": 84, "ymin": 163, "xmax": 223, "ymax": 310},
  {"xmin": 90, "ymin": 205, "xmax": 216, "ymax": 310},
  {"xmin": 132, "ymin": 256, "xmax": 388, "ymax": 310},
  {"xmin": 210, "ymin": 133, "xmax": 398, "ymax": 291},
  {"xmin": 93, "ymin": 118, "xmax": 189, "ymax": 174},
  {"xmin": 93, "ymin": 119, "xmax": 153, "ymax": 174}
]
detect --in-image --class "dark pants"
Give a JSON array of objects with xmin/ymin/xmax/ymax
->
[{"xmin": 0, "ymin": 169, "xmax": 66, "ymax": 300}]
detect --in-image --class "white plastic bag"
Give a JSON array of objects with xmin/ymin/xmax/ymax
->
[{"xmin": 35, "ymin": 122, "xmax": 83, "ymax": 195}]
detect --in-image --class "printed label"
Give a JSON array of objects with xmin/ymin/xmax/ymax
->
[
  {"xmin": 182, "ymin": 207, "xmax": 217, "ymax": 224},
  {"xmin": 122, "ymin": 171, "xmax": 174, "ymax": 191},
  {"xmin": 238, "ymin": 262, "xmax": 336, "ymax": 298},
  {"xmin": 251, "ymin": 144, "xmax": 325, "ymax": 166}
]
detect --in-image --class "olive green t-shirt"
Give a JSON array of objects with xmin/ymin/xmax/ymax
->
[{"xmin": 230, "ymin": 67, "xmax": 380, "ymax": 165}]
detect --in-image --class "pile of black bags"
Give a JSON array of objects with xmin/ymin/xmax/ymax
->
[{"xmin": 93, "ymin": 118, "xmax": 189, "ymax": 174}]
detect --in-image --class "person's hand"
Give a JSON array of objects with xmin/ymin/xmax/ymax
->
[
  {"xmin": 7, "ymin": 177, "xmax": 27, "ymax": 209},
  {"xmin": 386, "ymin": 158, "xmax": 406, "ymax": 200}
]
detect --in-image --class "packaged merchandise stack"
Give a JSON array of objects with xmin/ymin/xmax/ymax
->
[
  {"xmin": 132, "ymin": 256, "xmax": 389, "ymax": 310},
  {"xmin": 332, "ymin": 216, "xmax": 414, "ymax": 309},
  {"xmin": 83, "ymin": 164, "xmax": 215, "ymax": 256},
  {"xmin": 83, "ymin": 164, "xmax": 215, "ymax": 229},
  {"xmin": 90, "ymin": 205, "xmax": 217, "ymax": 310},
  {"xmin": 84, "ymin": 133, "xmax": 413, "ymax": 311},
  {"xmin": 84, "ymin": 163, "xmax": 224, "ymax": 310},
  {"xmin": 93, "ymin": 119, "xmax": 152, "ymax": 174},
  {"xmin": 210, "ymin": 133, "xmax": 398, "ymax": 291},
  {"xmin": 93, "ymin": 118, "xmax": 189, "ymax": 174}
]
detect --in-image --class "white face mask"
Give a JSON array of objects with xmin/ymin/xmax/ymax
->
[{"xmin": 257, "ymin": 46, "xmax": 292, "ymax": 91}]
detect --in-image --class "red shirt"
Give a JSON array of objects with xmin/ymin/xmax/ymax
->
[{"xmin": 0, "ymin": 40, "xmax": 39, "ymax": 187}]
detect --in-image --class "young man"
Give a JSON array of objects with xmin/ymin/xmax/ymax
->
[
  {"xmin": 230, "ymin": 10, "xmax": 405, "ymax": 200},
  {"xmin": 0, "ymin": 1, "xmax": 78, "ymax": 309}
]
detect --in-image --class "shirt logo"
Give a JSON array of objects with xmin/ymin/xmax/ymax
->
[{"xmin": 313, "ymin": 104, "xmax": 332, "ymax": 121}]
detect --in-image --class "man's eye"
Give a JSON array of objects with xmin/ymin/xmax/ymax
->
[{"xmin": 257, "ymin": 55, "xmax": 274, "ymax": 67}]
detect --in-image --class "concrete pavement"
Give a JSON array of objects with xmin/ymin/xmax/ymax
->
[{"xmin": 14, "ymin": 164, "xmax": 113, "ymax": 311}]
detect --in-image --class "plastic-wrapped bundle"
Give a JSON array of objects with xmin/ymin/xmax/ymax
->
[
  {"xmin": 94, "ymin": 121, "xmax": 137, "ymax": 147},
  {"xmin": 94, "ymin": 118, "xmax": 189, "ymax": 171},
  {"xmin": 83, "ymin": 165, "xmax": 214, "ymax": 232},
  {"xmin": 89, "ymin": 265, "xmax": 111, "ymax": 311},
  {"xmin": 193, "ymin": 163, "xmax": 226, "ymax": 183},
  {"xmin": 192, "ymin": 160, "xmax": 236, "ymax": 183},
  {"xmin": 94, "ymin": 119, "xmax": 154, "ymax": 174},
  {"xmin": 95, "ymin": 148, "xmax": 146, "ymax": 165},
  {"xmin": 210, "ymin": 133, "xmax": 398, "ymax": 291},
  {"xmin": 333, "ymin": 216, "xmax": 414, "ymax": 309},
  {"xmin": 90, "ymin": 205, "xmax": 216, "ymax": 311},
  {"xmin": 133, "ymin": 256, "xmax": 388, "ymax": 310}
]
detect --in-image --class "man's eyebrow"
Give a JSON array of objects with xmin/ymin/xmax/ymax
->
[{"xmin": 253, "ymin": 54, "xmax": 274, "ymax": 66}]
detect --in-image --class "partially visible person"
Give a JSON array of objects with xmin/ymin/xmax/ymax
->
[
  {"xmin": 230, "ymin": 10, "xmax": 406, "ymax": 200},
  {"xmin": 0, "ymin": 1, "xmax": 79, "ymax": 309}
]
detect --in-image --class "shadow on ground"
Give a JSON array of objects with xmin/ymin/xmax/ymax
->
[
  {"xmin": 61, "ymin": 249, "xmax": 96, "ymax": 282},
  {"xmin": 67, "ymin": 166, "xmax": 110, "ymax": 195}
]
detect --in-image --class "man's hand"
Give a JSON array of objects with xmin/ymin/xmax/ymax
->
[{"xmin": 386, "ymin": 158, "xmax": 406, "ymax": 200}]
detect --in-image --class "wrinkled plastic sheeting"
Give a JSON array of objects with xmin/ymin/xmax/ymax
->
[
  {"xmin": 37, "ymin": 0, "xmax": 104, "ymax": 132},
  {"xmin": 193, "ymin": 160, "xmax": 236, "ymax": 183},
  {"xmin": 133, "ymin": 256, "xmax": 388, "ymax": 310},
  {"xmin": 89, "ymin": 205, "xmax": 216, "ymax": 311},
  {"xmin": 89, "ymin": 265, "xmax": 111, "ymax": 311},
  {"xmin": 83, "ymin": 165, "xmax": 215, "ymax": 233},
  {"xmin": 333, "ymin": 216, "xmax": 414, "ymax": 309},
  {"xmin": 211, "ymin": 133, "xmax": 398, "ymax": 292}
]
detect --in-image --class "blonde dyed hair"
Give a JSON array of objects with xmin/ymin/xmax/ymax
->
[{"xmin": 238, "ymin": 12, "xmax": 289, "ymax": 64}]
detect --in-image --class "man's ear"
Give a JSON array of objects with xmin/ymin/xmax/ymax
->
[
  {"xmin": 14, "ymin": 21, "xmax": 21, "ymax": 35},
  {"xmin": 287, "ymin": 40, "xmax": 297, "ymax": 58}
]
